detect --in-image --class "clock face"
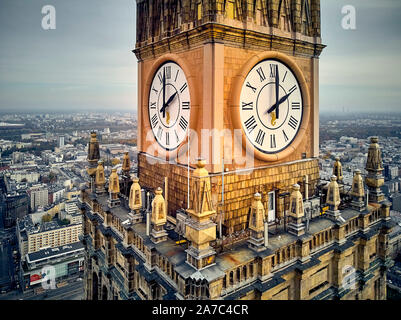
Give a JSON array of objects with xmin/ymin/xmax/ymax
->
[
  {"xmin": 239, "ymin": 59, "xmax": 303, "ymax": 154},
  {"xmin": 148, "ymin": 61, "xmax": 191, "ymax": 151}
]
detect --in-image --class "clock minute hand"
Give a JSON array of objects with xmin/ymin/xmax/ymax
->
[
  {"xmin": 162, "ymin": 68, "xmax": 166, "ymax": 118},
  {"xmin": 275, "ymin": 65, "xmax": 280, "ymax": 119}
]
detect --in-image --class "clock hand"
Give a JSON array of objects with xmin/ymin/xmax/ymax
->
[
  {"xmin": 162, "ymin": 68, "xmax": 166, "ymax": 119},
  {"xmin": 160, "ymin": 91, "xmax": 178, "ymax": 115},
  {"xmin": 165, "ymin": 92, "xmax": 178, "ymax": 109},
  {"xmin": 266, "ymin": 89, "xmax": 296, "ymax": 114},
  {"xmin": 275, "ymin": 65, "xmax": 280, "ymax": 119}
]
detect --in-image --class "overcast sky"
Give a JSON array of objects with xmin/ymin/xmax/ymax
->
[{"xmin": 0, "ymin": 0, "xmax": 400, "ymax": 113}]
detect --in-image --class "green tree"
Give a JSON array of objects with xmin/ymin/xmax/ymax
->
[{"xmin": 42, "ymin": 214, "xmax": 52, "ymax": 222}]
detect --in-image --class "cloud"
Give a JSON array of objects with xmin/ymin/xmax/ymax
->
[
  {"xmin": 320, "ymin": 0, "xmax": 401, "ymax": 112},
  {"xmin": 0, "ymin": 0, "xmax": 137, "ymax": 112}
]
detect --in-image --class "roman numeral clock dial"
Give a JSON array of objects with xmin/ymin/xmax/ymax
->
[
  {"xmin": 148, "ymin": 62, "xmax": 191, "ymax": 151},
  {"xmin": 239, "ymin": 59, "xmax": 303, "ymax": 154}
]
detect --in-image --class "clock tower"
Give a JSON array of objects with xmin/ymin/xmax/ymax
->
[{"xmin": 134, "ymin": 0, "xmax": 325, "ymax": 234}]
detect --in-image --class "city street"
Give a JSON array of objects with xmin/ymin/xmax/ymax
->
[
  {"xmin": 0, "ymin": 228, "xmax": 17, "ymax": 292},
  {"xmin": 0, "ymin": 278, "xmax": 84, "ymax": 300},
  {"xmin": 0, "ymin": 238, "xmax": 12, "ymax": 291}
]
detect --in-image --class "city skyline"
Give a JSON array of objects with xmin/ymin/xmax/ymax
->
[{"xmin": 0, "ymin": 0, "xmax": 400, "ymax": 113}]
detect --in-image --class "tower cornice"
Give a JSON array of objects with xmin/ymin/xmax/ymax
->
[{"xmin": 134, "ymin": 22, "xmax": 325, "ymax": 61}]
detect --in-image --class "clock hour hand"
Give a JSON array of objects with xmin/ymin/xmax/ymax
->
[
  {"xmin": 160, "ymin": 92, "xmax": 178, "ymax": 115},
  {"xmin": 266, "ymin": 89, "xmax": 295, "ymax": 114}
]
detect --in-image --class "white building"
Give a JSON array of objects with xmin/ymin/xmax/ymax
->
[{"xmin": 29, "ymin": 185, "xmax": 48, "ymax": 211}]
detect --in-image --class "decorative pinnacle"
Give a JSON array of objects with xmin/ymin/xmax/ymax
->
[
  {"xmin": 155, "ymin": 187, "xmax": 163, "ymax": 195},
  {"xmin": 370, "ymin": 136, "xmax": 379, "ymax": 144},
  {"xmin": 293, "ymin": 184, "xmax": 300, "ymax": 190},
  {"xmin": 196, "ymin": 157, "xmax": 206, "ymax": 168},
  {"xmin": 330, "ymin": 175, "xmax": 337, "ymax": 182}
]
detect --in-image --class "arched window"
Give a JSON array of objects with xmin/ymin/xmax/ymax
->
[
  {"xmin": 236, "ymin": 268, "xmax": 241, "ymax": 283},
  {"xmin": 102, "ymin": 285, "xmax": 108, "ymax": 300},
  {"xmin": 194, "ymin": 279, "xmax": 209, "ymax": 299},
  {"xmin": 243, "ymin": 265, "xmax": 247, "ymax": 280},
  {"xmin": 229, "ymin": 271, "xmax": 234, "ymax": 286},
  {"xmin": 92, "ymin": 272, "xmax": 99, "ymax": 300},
  {"xmin": 196, "ymin": 280, "xmax": 201, "ymax": 298},
  {"xmin": 185, "ymin": 279, "xmax": 191, "ymax": 296}
]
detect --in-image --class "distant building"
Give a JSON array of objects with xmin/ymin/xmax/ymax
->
[
  {"xmin": 9, "ymin": 170, "xmax": 40, "ymax": 183},
  {"xmin": 17, "ymin": 213, "xmax": 82, "ymax": 257},
  {"xmin": 48, "ymin": 186, "xmax": 65, "ymax": 204},
  {"xmin": 389, "ymin": 211, "xmax": 401, "ymax": 259},
  {"xmin": 28, "ymin": 185, "xmax": 49, "ymax": 212},
  {"xmin": 0, "ymin": 174, "xmax": 28, "ymax": 228},
  {"xmin": 61, "ymin": 200, "xmax": 82, "ymax": 225},
  {"xmin": 385, "ymin": 165, "xmax": 399, "ymax": 180},
  {"xmin": 383, "ymin": 180, "xmax": 401, "ymax": 197},
  {"xmin": 16, "ymin": 212, "xmax": 84, "ymax": 290},
  {"xmin": 21, "ymin": 242, "xmax": 84, "ymax": 290},
  {"xmin": 101, "ymin": 144, "xmax": 126, "ymax": 155},
  {"xmin": 12, "ymin": 151, "xmax": 24, "ymax": 164},
  {"xmin": 21, "ymin": 133, "xmax": 45, "ymax": 140},
  {"xmin": 392, "ymin": 194, "xmax": 401, "ymax": 212},
  {"xmin": 58, "ymin": 135, "xmax": 65, "ymax": 149},
  {"xmin": 0, "ymin": 192, "xmax": 28, "ymax": 228}
]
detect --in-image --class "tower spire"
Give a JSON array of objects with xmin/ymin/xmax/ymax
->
[
  {"xmin": 326, "ymin": 175, "xmax": 341, "ymax": 221},
  {"xmin": 365, "ymin": 137, "xmax": 385, "ymax": 203},
  {"xmin": 122, "ymin": 152, "xmax": 131, "ymax": 176},
  {"xmin": 129, "ymin": 176, "xmax": 143, "ymax": 223},
  {"xmin": 333, "ymin": 157, "xmax": 344, "ymax": 184},
  {"xmin": 107, "ymin": 168, "xmax": 121, "ymax": 208},
  {"xmin": 95, "ymin": 160, "xmax": 106, "ymax": 194},
  {"xmin": 350, "ymin": 169, "xmax": 365, "ymax": 211},
  {"xmin": 248, "ymin": 193, "xmax": 267, "ymax": 252},
  {"xmin": 185, "ymin": 158, "xmax": 217, "ymax": 270},
  {"xmin": 87, "ymin": 131, "xmax": 100, "ymax": 192},
  {"xmin": 150, "ymin": 187, "xmax": 168, "ymax": 243},
  {"xmin": 287, "ymin": 184, "xmax": 305, "ymax": 236}
]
